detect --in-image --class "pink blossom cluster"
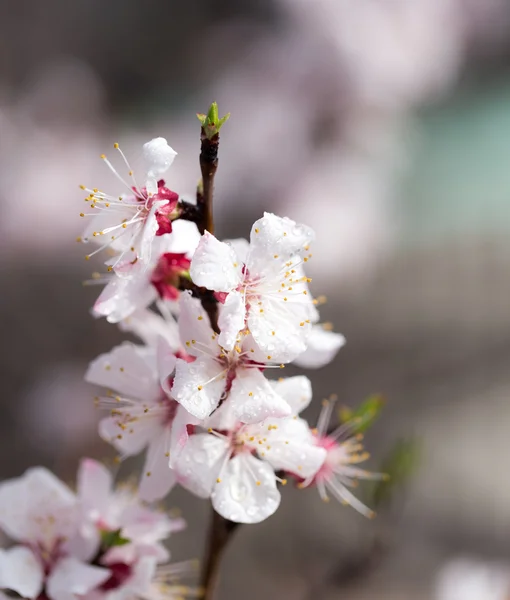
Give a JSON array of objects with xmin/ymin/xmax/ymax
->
[
  {"xmin": 0, "ymin": 134, "xmax": 382, "ymax": 600},
  {"xmin": 79, "ymin": 138, "xmax": 378, "ymax": 523},
  {"xmin": 0, "ymin": 460, "xmax": 189, "ymax": 600}
]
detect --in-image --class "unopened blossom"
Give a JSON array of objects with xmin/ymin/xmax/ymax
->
[
  {"xmin": 293, "ymin": 324, "xmax": 346, "ymax": 369},
  {"xmin": 0, "ymin": 467, "xmax": 110, "ymax": 600},
  {"xmin": 171, "ymin": 291, "xmax": 294, "ymax": 422},
  {"xmin": 190, "ymin": 212, "xmax": 318, "ymax": 362},
  {"xmin": 79, "ymin": 138, "xmax": 178, "ymax": 268},
  {"xmin": 86, "ymin": 341, "xmax": 195, "ymax": 501},
  {"xmin": 91, "ymin": 220, "xmax": 200, "ymax": 324},
  {"xmin": 174, "ymin": 415, "xmax": 326, "ymax": 524},
  {"xmin": 299, "ymin": 396, "xmax": 385, "ymax": 517}
]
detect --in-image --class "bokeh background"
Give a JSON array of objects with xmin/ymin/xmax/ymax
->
[{"xmin": 2, "ymin": 1, "xmax": 510, "ymax": 598}]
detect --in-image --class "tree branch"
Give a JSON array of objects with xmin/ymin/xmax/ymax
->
[{"xmin": 200, "ymin": 509, "xmax": 239, "ymax": 600}]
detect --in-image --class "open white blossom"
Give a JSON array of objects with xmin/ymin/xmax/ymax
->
[
  {"xmin": 171, "ymin": 291, "xmax": 294, "ymax": 423},
  {"xmin": 293, "ymin": 325, "xmax": 346, "ymax": 369},
  {"xmin": 79, "ymin": 138, "xmax": 178, "ymax": 269},
  {"xmin": 299, "ymin": 397, "xmax": 385, "ymax": 517},
  {"xmin": 0, "ymin": 462, "xmax": 190, "ymax": 600},
  {"xmin": 91, "ymin": 220, "xmax": 200, "ymax": 324},
  {"xmin": 75, "ymin": 459, "xmax": 183, "ymax": 565},
  {"xmin": 86, "ymin": 341, "xmax": 195, "ymax": 502},
  {"xmin": 0, "ymin": 467, "xmax": 110, "ymax": 600},
  {"xmin": 190, "ymin": 212, "xmax": 318, "ymax": 362},
  {"xmin": 174, "ymin": 415, "xmax": 325, "ymax": 524},
  {"xmin": 174, "ymin": 372, "xmax": 325, "ymax": 524}
]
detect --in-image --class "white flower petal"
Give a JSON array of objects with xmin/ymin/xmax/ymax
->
[
  {"xmin": 93, "ymin": 267, "xmax": 156, "ymax": 324},
  {"xmin": 120, "ymin": 308, "xmax": 180, "ymax": 350},
  {"xmin": 247, "ymin": 296, "xmax": 310, "ymax": 363},
  {"xmin": 190, "ymin": 232, "xmax": 242, "ymax": 292},
  {"xmin": 0, "ymin": 547, "xmax": 44, "ymax": 599},
  {"xmin": 157, "ymin": 337, "xmax": 177, "ymax": 396},
  {"xmin": 248, "ymin": 212, "xmax": 314, "ymax": 273},
  {"xmin": 168, "ymin": 405, "xmax": 196, "ymax": 468},
  {"xmin": 143, "ymin": 137, "xmax": 177, "ymax": 196},
  {"xmin": 99, "ymin": 413, "xmax": 156, "ymax": 457},
  {"xmin": 77, "ymin": 458, "xmax": 112, "ymax": 516},
  {"xmin": 178, "ymin": 291, "xmax": 218, "ymax": 357},
  {"xmin": 85, "ymin": 342, "xmax": 160, "ymax": 401},
  {"xmin": 138, "ymin": 428, "xmax": 176, "ymax": 502},
  {"xmin": 164, "ymin": 219, "xmax": 201, "ymax": 255},
  {"xmin": 174, "ymin": 434, "xmax": 230, "ymax": 498},
  {"xmin": 217, "ymin": 291, "xmax": 246, "ymax": 352},
  {"xmin": 269, "ymin": 376, "xmax": 312, "ymax": 415},
  {"xmin": 46, "ymin": 558, "xmax": 110, "ymax": 600},
  {"xmin": 257, "ymin": 417, "xmax": 326, "ymax": 478},
  {"xmin": 204, "ymin": 397, "xmax": 238, "ymax": 432},
  {"xmin": 0, "ymin": 468, "xmax": 77, "ymax": 546},
  {"xmin": 230, "ymin": 368, "xmax": 292, "ymax": 424},
  {"xmin": 293, "ymin": 327, "xmax": 346, "ymax": 369},
  {"xmin": 212, "ymin": 454, "xmax": 280, "ymax": 524},
  {"xmin": 139, "ymin": 202, "xmax": 161, "ymax": 265},
  {"xmin": 225, "ymin": 238, "xmax": 250, "ymax": 264},
  {"xmin": 172, "ymin": 357, "xmax": 225, "ymax": 420}
]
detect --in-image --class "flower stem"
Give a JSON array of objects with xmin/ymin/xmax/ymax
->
[
  {"xmin": 200, "ymin": 508, "xmax": 239, "ymax": 599},
  {"xmin": 198, "ymin": 131, "xmax": 219, "ymax": 235}
]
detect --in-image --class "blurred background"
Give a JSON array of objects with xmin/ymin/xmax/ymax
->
[{"xmin": 2, "ymin": 1, "xmax": 510, "ymax": 598}]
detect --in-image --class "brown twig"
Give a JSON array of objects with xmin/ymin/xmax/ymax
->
[
  {"xmin": 198, "ymin": 131, "xmax": 219, "ymax": 235},
  {"xmin": 200, "ymin": 509, "xmax": 239, "ymax": 600}
]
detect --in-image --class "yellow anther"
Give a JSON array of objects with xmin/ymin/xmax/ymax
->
[
  {"xmin": 299, "ymin": 322, "xmax": 305, "ymax": 327},
  {"xmin": 76, "ymin": 236, "xmax": 82, "ymax": 243},
  {"xmin": 248, "ymin": 392, "xmax": 253, "ymax": 397},
  {"xmin": 216, "ymin": 478, "xmax": 221, "ymax": 483},
  {"xmin": 255, "ymin": 228, "xmax": 259, "ymax": 233},
  {"xmin": 197, "ymin": 385, "xmax": 203, "ymax": 391},
  {"xmin": 198, "ymin": 316, "xmax": 203, "ymax": 320},
  {"xmin": 267, "ymin": 355, "xmax": 272, "ymax": 360},
  {"xmin": 122, "ymin": 223, "xmax": 127, "ymax": 229},
  {"xmin": 107, "ymin": 266, "xmax": 113, "ymax": 272},
  {"xmin": 281, "ymin": 479, "xmax": 287, "ymax": 485},
  {"xmin": 79, "ymin": 212, "xmax": 85, "ymax": 217},
  {"xmin": 274, "ymin": 254, "xmax": 278, "ymax": 259},
  {"xmin": 114, "ymin": 142, "xmax": 119, "ymax": 149},
  {"xmin": 146, "ymin": 471, "xmax": 152, "ymax": 477},
  {"xmin": 100, "ymin": 154, "xmax": 106, "ymax": 159},
  {"xmin": 284, "ymin": 297, "xmax": 288, "ymax": 301},
  {"xmin": 271, "ymin": 331, "xmax": 275, "ymax": 336},
  {"xmin": 256, "ymin": 481, "xmax": 261, "ymax": 486},
  {"xmin": 79, "ymin": 184, "xmax": 86, "ymax": 190}
]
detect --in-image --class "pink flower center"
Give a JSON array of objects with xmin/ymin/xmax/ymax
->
[
  {"xmin": 151, "ymin": 253, "xmax": 191, "ymax": 300},
  {"xmin": 100, "ymin": 563, "xmax": 133, "ymax": 591}
]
